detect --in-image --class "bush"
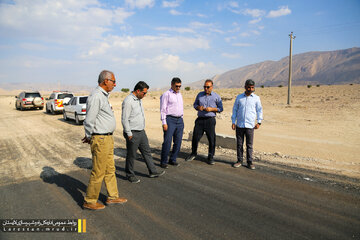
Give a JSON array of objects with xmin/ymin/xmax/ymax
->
[
  {"xmin": 307, "ymin": 85, "xmax": 312, "ymax": 88},
  {"xmin": 278, "ymin": 85, "xmax": 283, "ymax": 88},
  {"xmin": 316, "ymin": 84, "xmax": 320, "ymax": 87},
  {"xmin": 121, "ymin": 88, "xmax": 130, "ymax": 93},
  {"xmin": 185, "ymin": 87, "xmax": 190, "ymax": 91},
  {"xmin": 261, "ymin": 85, "xmax": 264, "ymax": 88}
]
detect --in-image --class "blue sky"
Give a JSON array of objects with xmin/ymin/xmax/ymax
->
[{"xmin": 0, "ymin": 0, "xmax": 359, "ymax": 89}]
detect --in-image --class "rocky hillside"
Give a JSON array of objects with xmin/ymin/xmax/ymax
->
[{"xmin": 188, "ymin": 47, "xmax": 360, "ymax": 88}]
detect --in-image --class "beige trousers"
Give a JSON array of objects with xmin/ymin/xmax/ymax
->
[{"xmin": 84, "ymin": 135, "xmax": 119, "ymax": 204}]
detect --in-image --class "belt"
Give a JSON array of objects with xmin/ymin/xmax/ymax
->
[
  {"xmin": 93, "ymin": 132, "xmax": 113, "ymax": 136},
  {"xmin": 198, "ymin": 116, "xmax": 215, "ymax": 119},
  {"xmin": 167, "ymin": 115, "xmax": 182, "ymax": 118}
]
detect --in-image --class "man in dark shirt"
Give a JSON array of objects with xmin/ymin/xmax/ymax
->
[{"xmin": 185, "ymin": 79, "xmax": 223, "ymax": 165}]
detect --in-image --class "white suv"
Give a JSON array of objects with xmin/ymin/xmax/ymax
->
[
  {"xmin": 46, "ymin": 91, "xmax": 74, "ymax": 114},
  {"xmin": 63, "ymin": 96, "xmax": 88, "ymax": 125}
]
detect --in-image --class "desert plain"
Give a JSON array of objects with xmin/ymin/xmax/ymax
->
[{"xmin": 0, "ymin": 83, "xmax": 359, "ymax": 185}]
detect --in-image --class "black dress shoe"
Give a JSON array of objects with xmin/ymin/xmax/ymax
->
[
  {"xmin": 160, "ymin": 163, "xmax": 169, "ymax": 169},
  {"xmin": 149, "ymin": 170, "xmax": 165, "ymax": 178},
  {"xmin": 185, "ymin": 154, "xmax": 196, "ymax": 161},
  {"xmin": 169, "ymin": 161, "xmax": 180, "ymax": 167},
  {"xmin": 127, "ymin": 176, "xmax": 140, "ymax": 183},
  {"xmin": 207, "ymin": 159, "xmax": 215, "ymax": 165}
]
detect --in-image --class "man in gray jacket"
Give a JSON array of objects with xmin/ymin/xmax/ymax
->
[{"xmin": 122, "ymin": 81, "xmax": 165, "ymax": 183}]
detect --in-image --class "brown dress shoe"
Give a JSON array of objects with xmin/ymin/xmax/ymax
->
[
  {"xmin": 83, "ymin": 202, "xmax": 105, "ymax": 210},
  {"xmin": 106, "ymin": 197, "xmax": 128, "ymax": 204}
]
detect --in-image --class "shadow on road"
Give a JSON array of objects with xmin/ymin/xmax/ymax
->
[
  {"xmin": 40, "ymin": 166, "xmax": 106, "ymax": 208},
  {"xmin": 74, "ymin": 157, "xmax": 92, "ymax": 169}
]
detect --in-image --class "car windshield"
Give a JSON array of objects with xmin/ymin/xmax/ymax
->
[
  {"xmin": 25, "ymin": 93, "xmax": 41, "ymax": 98},
  {"xmin": 79, "ymin": 97, "xmax": 88, "ymax": 104},
  {"xmin": 58, "ymin": 93, "xmax": 74, "ymax": 99}
]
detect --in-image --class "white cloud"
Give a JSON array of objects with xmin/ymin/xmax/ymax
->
[
  {"xmin": 155, "ymin": 27, "xmax": 195, "ymax": 33},
  {"xmin": 249, "ymin": 18, "xmax": 262, "ymax": 24},
  {"xmin": 228, "ymin": 1, "xmax": 239, "ymax": 8},
  {"xmin": 0, "ymin": 0, "xmax": 134, "ymax": 44},
  {"xmin": 242, "ymin": 8, "xmax": 266, "ymax": 18},
  {"xmin": 125, "ymin": 0, "xmax": 155, "ymax": 9},
  {"xmin": 267, "ymin": 6, "xmax": 291, "ymax": 18},
  {"xmin": 83, "ymin": 35, "xmax": 210, "ymax": 59},
  {"xmin": 232, "ymin": 43, "xmax": 253, "ymax": 47},
  {"xmin": 162, "ymin": 0, "xmax": 183, "ymax": 8},
  {"xmin": 240, "ymin": 32, "xmax": 250, "ymax": 37},
  {"xmin": 225, "ymin": 36, "xmax": 236, "ymax": 42},
  {"xmin": 221, "ymin": 53, "xmax": 240, "ymax": 58},
  {"xmin": 169, "ymin": 9, "xmax": 182, "ymax": 15}
]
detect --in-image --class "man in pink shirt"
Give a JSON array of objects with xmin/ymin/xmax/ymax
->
[{"xmin": 160, "ymin": 77, "xmax": 184, "ymax": 168}]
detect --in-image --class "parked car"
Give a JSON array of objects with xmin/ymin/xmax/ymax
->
[
  {"xmin": 15, "ymin": 91, "xmax": 44, "ymax": 110},
  {"xmin": 46, "ymin": 91, "xmax": 74, "ymax": 114},
  {"xmin": 63, "ymin": 96, "xmax": 88, "ymax": 125}
]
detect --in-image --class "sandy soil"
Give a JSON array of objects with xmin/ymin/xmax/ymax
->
[{"xmin": 0, "ymin": 84, "xmax": 359, "ymax": 186}]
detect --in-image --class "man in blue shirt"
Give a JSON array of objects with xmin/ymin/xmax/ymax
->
[
  {"xmin": 185, "ymin": 79, "xmax": 223, "ymax": 165},
  {"xmin": 231, "ymin": 79, "xmax": 263, "ymax": 170}
]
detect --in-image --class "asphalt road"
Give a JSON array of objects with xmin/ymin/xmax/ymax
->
[
  {"xmin": 1, "ymin": 149, "xmax": 359, "ymax": 240},
  {"xmin": 0, "ymin": 103, "xmax": 359, "ymax": 240}
]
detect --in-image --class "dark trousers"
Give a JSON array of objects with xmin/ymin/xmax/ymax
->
[
  {"xmin": 161, "ymin": 116, "xmax": 184, "ymax": 164},
  {"xmin": 191, "ymin": 117, "xmax": 216, "ymax": 159},
  {"xmin": 236, "ymin": 127, "xmax": 254, "ymax": 164},
  {"xmin": 124, "ymin": 130, "xmax": 157, "ymax": 177}
]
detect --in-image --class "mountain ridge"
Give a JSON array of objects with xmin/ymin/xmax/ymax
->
[{"xmin": 187, "ymin": 47, "xmax": 360, "ymax": 89}]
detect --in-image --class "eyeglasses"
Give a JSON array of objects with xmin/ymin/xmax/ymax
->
[
  {"xmin": 203, "ymin": 86, "xmax": 212, "ymax": 89},
  {"xmin": 175, "ymin": 85, "xmax": 181, "ymax": 88},
  {"xmin": 107, "ymin": 79, "xmax": 116, "ymax": 84}
]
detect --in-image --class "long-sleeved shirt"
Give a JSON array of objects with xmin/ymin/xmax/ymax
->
[
  {"xmin": 160, "ymin": 88, "xmax": 184, "ymax": 125},
  {"xmin": 231, "ymin": 92, "xmax": 263, "ymax": 128},
  {"xmin": 84, "ymin": 86, "xmax": 116, "ymax": 138},
  {"xmin": 121, "ymin": 93, "xmax": 145, "ymax": 136},
  {"xmin": 193, "ymin": 91, "xmax": 223, "ymax": 117}
]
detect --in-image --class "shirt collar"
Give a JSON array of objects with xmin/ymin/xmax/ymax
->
[
  {"xmin": 97, "ymin": 86, "xmax": 109, "ymax": 96},
  {"xmin": 170, "ymin": 88, "xmax": 179, "ymax": 94},
  {"xmin": 131, "ymin": 92, "xmax": 140, "ymax": 100},
  {"xmin": 243, "ymin": 92, "xmax": 254, "ymax": 97}
]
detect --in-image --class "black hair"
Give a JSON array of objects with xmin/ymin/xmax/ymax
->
[
  {"xmin": 245, "ymin": 79, "xmax": 255, "ymax": 86},
  {"xmin": 134, "ymin": 81, "xmax": 149, "ymax": 91},
  {"xmin": 204, "ymin": 79, "xmax": 213, "ymax": 85},
  {"xmin": 171, "ymin": 77, "xmax": 182, "ymax": 85}
]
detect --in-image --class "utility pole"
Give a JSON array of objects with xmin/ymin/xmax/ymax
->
[{"xmin": 287, "ymin": 32, "xmax": 296, "ymax": 105}]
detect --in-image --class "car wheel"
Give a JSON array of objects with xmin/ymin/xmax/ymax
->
[
  {"xmin": 46, "ymin": 105, "xmax": 50, "ymax": 113},
  {"xmin": 63, "ymin": 111, "xmax": 68, "ymax": 121},
  {"xmin": 15, "ymin": 102, "xmax": 18, "ymax": 110},
  {"xmin": 39, "ymin": 107, "xmax": 44, "ymax": 110},
  {"xmin": 75, "ymin": 114, "xmax": 81, "ymax": 125},
  {"xmin": 20, "ymin": 104, "xmax": 24, "ymax": 111},
  {"xmin": 51, "ymin": 106, "xmax": 56, "ymax": 115}
]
